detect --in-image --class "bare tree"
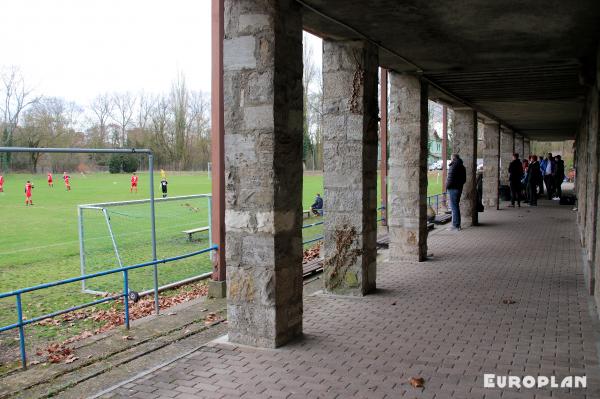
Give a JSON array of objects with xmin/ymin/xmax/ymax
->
[
  {"xmin": 136, "ymin": 91, "xmax": 153, "ymax": 131},
  {"xmin": 89, "ymin": 93, "xmax": 113, "ymax": 145},
  {"xmin": 17, "ymin": 97, "xmax": 74, "ymax": 172},
  {"xmin": 171, "ymin": 74, "xmax": 188, "ymax": 169},
  {"xmin": 187, "ymin": 91, "xmax": 211, "ymax": 169},
  {"xmin": 150, "ymin": 94, "xmax": 173, "ymax": 164},
  {"xmin": 111, "ymin": 92, "xmax": 135, "ymax": 146},
  {"xmin": 0, "ymin": 66, "xmax": 39, "ymax": 170}
]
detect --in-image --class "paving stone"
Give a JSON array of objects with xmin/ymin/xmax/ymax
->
[{"xmin": 95, "ymin": 203, "xmax": 600, "ymax": 398}]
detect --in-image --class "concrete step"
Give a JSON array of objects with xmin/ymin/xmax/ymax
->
[{"xmin": 0, "ymin": 297, "xmax": 228, "ymax": 399}]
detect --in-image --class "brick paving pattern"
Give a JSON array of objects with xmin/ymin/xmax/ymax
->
[{"xmin": 97, "ymin": 203, "xmax": 600, "ymax": 398}]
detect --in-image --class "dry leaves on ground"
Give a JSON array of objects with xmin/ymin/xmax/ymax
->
[
  {"xmin": 302, "ymin": 243, "xmax": 321, "ymax": 264},
  {"xmin": 204, "ymin": 312, "xmax": 221, "ymax": 325},
  {"xmin": 34, "ymin": 283, "xmax": 209, "ymax": 365}
]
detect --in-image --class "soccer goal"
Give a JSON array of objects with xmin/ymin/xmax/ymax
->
[{"xmin": 78, "ymin": 194, "xmax": 213, "ymax": 295}]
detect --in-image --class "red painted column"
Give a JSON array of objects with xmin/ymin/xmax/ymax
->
[
  {"xmin": 211, "ymin": 0, "xmax": 226, "ymax": 282},
  {"xmin": 380, "ymin": 68, "xmax": 388, "ymax": 226},
  {"xmin": 441, "ymin": 105, "xmax": 448, "ymax": 192}
]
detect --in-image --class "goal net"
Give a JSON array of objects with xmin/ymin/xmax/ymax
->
[{"xmin": 78, "ymin": 194, "xmax": 212, "ymax": 295}]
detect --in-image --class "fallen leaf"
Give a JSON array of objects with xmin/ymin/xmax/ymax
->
[
  {"xmin": 64, "ymin": 355, "xmax": 79, "ymax": 364},
  {"xmin": 502, "ymin": 298, "xmax": 517, "ymax": 305},
  {"xmin": 122, "ymin": 335, "xmax": 134, "ymax": 341},
  {"xmin": 409, "ymin": 377, "xmax": 425, "ymax": 388}
]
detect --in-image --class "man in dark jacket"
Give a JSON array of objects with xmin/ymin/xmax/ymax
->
[
  {"xmin": 311, "ymin": 193, "xmax": 323, "ymax": 216},
  {"xmin": 508, "ymin": 153, "xmax": 523, "ymax": 207},
  {"xmin": 543, "ymin": 152, "xmax": 556, "ymax": 199},
  {"xmin": 554, "ymin": 155, "xmax": 565, "ymax": 199},
  {"xmin": 446, "ymin": 154, "xmax": 466, "ymax": 230},
  {"xmin": 527, "ymin": 155, "xmax": 542, "ymax": 206}
]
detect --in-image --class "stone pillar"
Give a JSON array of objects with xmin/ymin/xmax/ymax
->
[
  {"xmin": 592, "ymin": 52, "xmax": 600, "ymax": 301},
  {"xmin": 515, "ymin": 134, "xmax": 524, "ymax": 158},
  {"xmin": 500, "ymin": 129, "xmax": 513, "ymax": 185},
  {"xmin": 453, "ymin": 109, "xmax": 478, "ymax": 227},
  {"xmin": 322, "ymin": 40, "xmax": 378, "ymax": 295},
  {"xmin": 223, "ymin": 0, "xmax": 303, "ymax": 348},
  {"xmin": 482, "ymin": 122, "xmax": 500, "ymax": 208},
  {"xmin": 524, "ymin": 138, "xmax": 531, "ymax": 159},
  {"xmin": 586, "ymin": 87, "xmax": 599, "ymax": 295},
  {"xmin": 388, "ymin": 73, "xmax": 428, "ymax": 262}
]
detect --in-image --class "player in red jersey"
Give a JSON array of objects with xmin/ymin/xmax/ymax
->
[
  {"xmin": 25, "ymin": 181, "xmax": 34, "ymax": 205},
  {"xmin": 0, "ymin": 174, "xmax": 4, "ymax": 192},
  {"xmin": 47, "ymin": 172, "xmax": 53, "ymax": 187},
  {"xmin": 63, "ymin": 172, "xmax": 71, "ymax": 191},
  {"xmin": 130, "ymin": 172, "xmax": 139, "ymax": 193}
]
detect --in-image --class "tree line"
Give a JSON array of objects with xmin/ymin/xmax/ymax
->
[
  {"xmin": 1, "ymin": 34, "xmax": 329, "ymax": 174},
  {"xmin": 0, "ymin": 68, "xmax": 211, "ymax": 173}
]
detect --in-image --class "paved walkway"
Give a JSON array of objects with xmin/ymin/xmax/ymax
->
[{"xmin": 95, "ymin": 201, "xmax": 600, "ymax": 399}]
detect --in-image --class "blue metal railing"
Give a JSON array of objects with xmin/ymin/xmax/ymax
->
[
  {"xmin": 301, "ymin": 206, "xmax": 387, "ymax": 245},
  {"xmin": 0, "ymin": 245, "xmax": 218, "ymax": 369},
  {"xmin": 427, "ymin": 192, "xmax": 448, "ymax": 215}
]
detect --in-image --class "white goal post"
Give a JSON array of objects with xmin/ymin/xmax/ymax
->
[{"xmin": 78, "ymin": 194, "xmax": 213, "ymax": 295}]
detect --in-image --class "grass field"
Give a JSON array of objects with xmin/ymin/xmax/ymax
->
[{"xmin": 0, "ymin": 170, "xmax": 443, "ymax": 367}]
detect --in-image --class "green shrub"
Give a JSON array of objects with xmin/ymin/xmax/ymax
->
[
  {"xmin": 108, "ymin": 154, "xmax": 122, "ymax": 174},
  {"xmin": 122, "ymin": 154, "xmax": 139, "ymax": 173}
]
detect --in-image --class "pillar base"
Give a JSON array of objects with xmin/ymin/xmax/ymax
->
[{"xmin": 208, "ymin": 280, "xmax": 227, "ymax": 298}]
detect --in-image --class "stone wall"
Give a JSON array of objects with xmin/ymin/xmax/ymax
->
[
  {"xmin": 576, "ymin": 44, "xmax": 600, "ymax": 307},
  {"xmin": 515, "ymin": 134, "xmax": 525, "ymax": 158},
  {"xmin": 322, "ymin": 39, "xmax": 379, "ymax": 295},
  {"xmin": 388, "ymin": 73, "xmax": 428, "ymax": 261},
  {"xmin": 223, "ymin": 0, "xmax": 304, "ymax": 348}
]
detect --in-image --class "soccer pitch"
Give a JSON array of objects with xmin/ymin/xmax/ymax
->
[
  {"xmin": 0, "ymin": 171, "xmax": 443, "ymax": 332},
  {"xmin": 0, "ymin": 172, "xmax": 324, "ymax": 329}
]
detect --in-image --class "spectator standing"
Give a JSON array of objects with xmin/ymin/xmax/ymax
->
[
  {"xmin": 446, "ymin": 154, "xmax": 466, "ymax": 230},
  {"xmin": 527, "ymin": 155, "xmax": 542, "ymax": 206},
  {"xmin": 554, "ymin": 155, "xmax": 565, "ymax": 199},
  {"xmin": 538, "ymin": 155, "xmax": 546, "ymax": 197},
  {"xmin": 544, "ymin": 152, "xmax": 556, "ymax": 199},
  {"xmin": 521, "ymin": 159, "xmax": 529, "ymax": 203},
  {"xmin": 508, "ymin": 153, "xmax": 523, "ymax": 207}
]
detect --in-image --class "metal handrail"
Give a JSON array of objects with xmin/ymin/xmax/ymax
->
[
  {"xmin": 301, "ymin": 205, "xmax": 386, "ymax": 245},
  {"xmin": 0, "ymin": 245, "xmax": 217, "ymax": 369},
  {"xmin": 427, "ymin": 192, "xmax": 448, "ymax": 215}
]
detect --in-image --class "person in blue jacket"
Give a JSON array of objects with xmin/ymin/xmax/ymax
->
[{"xmin": 311, "ymin": 193, "xmax": 323, "ymax": 216}]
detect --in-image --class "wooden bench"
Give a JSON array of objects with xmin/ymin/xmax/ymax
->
[
  {"xmin": 433, "ymin": 214, "xmax": 452, "ymax": 224},
  {"xmin": 303, "ymin": 209, "xmax": 312, "ymax": 219},
  {"xmin": 182, "ymin": 226, "xmax": 209, "ymax": 242},
  {"xmin": 302, "ymin": 258, "xmax": 323, "ymax": 277}
]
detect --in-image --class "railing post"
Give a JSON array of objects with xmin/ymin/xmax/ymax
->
[
  {"xmin": 123, "ymin": 270, "xmax": 130, "ymax": 330},
  {"xmin": 148, "ymin": 153, "xmax": 159, "ymax": 315},
  {"xmin": 435, "ymin": 195, "xmax": 439, "ymax": 214},
  {"xmin": 207, "ymin": 196, "xmax": 213, "ymax": 261},
  {"xmin": 16, "ymin": 294, "xmax": 27, "ymax": 369}
]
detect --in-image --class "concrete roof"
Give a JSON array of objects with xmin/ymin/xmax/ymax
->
[{"xmin": 300, "ymin": 0, "xmax": 600, "ymax": 140}]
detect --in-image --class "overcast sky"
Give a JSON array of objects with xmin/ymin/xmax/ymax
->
[{"xmin": 0, "ymin": 0, "xmax": 323, "ymax": 106}]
